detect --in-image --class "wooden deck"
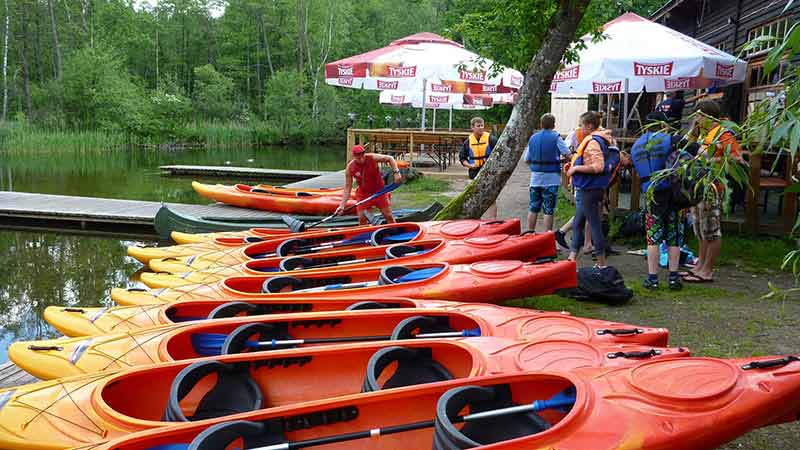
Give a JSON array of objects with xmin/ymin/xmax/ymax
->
[
  {"xmin": 0, "ymin": 361, "xmax": 37, "ymax": 389},
  {"xmin": 0, "ymin": 171, "xmax": 346, "ymax": 237},
  {"xmin": 160, "ymin": 165, "xmax": 332, "ymax": 180}
]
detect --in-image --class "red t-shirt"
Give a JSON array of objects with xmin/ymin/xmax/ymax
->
[{"xmin": 347, "ymin": 154, "xmax": 385, "ymax": 200}]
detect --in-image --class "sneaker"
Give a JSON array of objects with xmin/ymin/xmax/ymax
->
[
  {"xmin": 554, "ymin": 230, "xmax": 569, "ymax": 249},
  {"xmin": 643, "ymin": 277, "xmax": 659, "ymax": 290},
  {"xmin": 668, "ymin": 277, "xmax": 683, "ymax": 291}
]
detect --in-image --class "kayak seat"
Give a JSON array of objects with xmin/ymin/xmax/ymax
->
[
  {"xmin": 250, "ymin": 188, "xmax": 269, "ymax": 193},
  {"xmin": 386, "ymin": 244, "xmax": 428, "ymax": 259},
  {"xmin": 379, "ymin": 266, "xmax": 414, "ymax": 285},
  {"xmin": 279, "ymin": 255, "xmax": 356, "ymax": 271},
  {"xmin": 188, "ymin": 420, "xmax": 286, "ymax": 450},
  {"xmin": 243, "ymin": 237, "xmax": 264, "ymax": 243},
  {"xmin": 295, "ymin": 191, "xmax": 314, "ymax": 197},
  {"xmin": 163, "ymin": 361, "xmax": 263, "ymax": 422},
  {"xmin": 362, "ymin": 346, "xmax": 453, "ymax": 393},
  {"xmin": 391, "ymin": 315, "xmax": 454, "ymax": 340},
  {"xmin": 433, "ymin": 385, "xmax": 551, "ymax": 450},
  {"xmin": 371, "ymin": 227, "xmax": 419, "ymax": 246},
  {"xmin": 345, "ymin": 301, "xmax": 394, "ymax": 311},
  {"xmin": 262, "ymin": 275, "xmax": 352, "ymax": 293},
  {"xmin": 275, "ymin": 238, "xmax": 309, "ymax": 257},
  {"xmin": 206, "ymin": 301, "xmax": 258, "ymax": 319},
  {"xmin": 221, "ymin": 322, "xmax": 294, "ymax": 354}
]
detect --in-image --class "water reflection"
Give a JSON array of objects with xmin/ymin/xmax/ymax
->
[{"xmin": 0, "ymin": 230, "xmax": 151, "ymax": 362}]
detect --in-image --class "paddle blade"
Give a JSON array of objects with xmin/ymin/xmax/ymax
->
[
  {"xmin": 532, "ymin": 386, "xmax": 576, "ymax": 413},
  {"xmin": 396, "ymin": 267, "xmax": 444, "ymax": 283},
  {"xmin": 282, "ymin": 215, "xmax": 307, "ymax": 233}
]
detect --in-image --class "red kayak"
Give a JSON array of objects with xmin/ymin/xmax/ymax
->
[
  {"xmin": 19, "ymin": 305, "xmax": 672, "ymax": 378},
  {"xmin": 147, "ymin": 219, "xmax": 522, "ymax": 271},
  {"xmin": 139, "ymin": 234, "xmax": 557, "ymax": 288},
  {"xmin": 112, "ymin": 260, "xmax": 577, "ymax": 306},
  {"xmin": 75, "ymin": 353, "xmax": 800, "ymax": 450},
  {"xmin": 0, "ymin": 339, "xmax": 689, "ymax": 450},
  {"xmin": 193, "ymin": 181, "xmax": 357, "ymax": 214}
]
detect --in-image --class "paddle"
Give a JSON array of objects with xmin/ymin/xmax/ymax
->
[
  {"xmin": 191, "ymin": 328, "xmax": 482, "ymax": 356},
  {"xmin": 284, "ymin": 267, "xmax": 444, "ymax": 293},
  {"xmin": 282, "ymin": 183, "xmax": 402, "ymax": 233},
  {"xmin": 190, "ymin": 388, "xmax": 576, "ymax": 450}
]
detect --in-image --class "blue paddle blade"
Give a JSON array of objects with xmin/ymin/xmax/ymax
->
[
  {"xmin": 252, "ymin": 267, "xmax": 281, "ymax": 272},
  {"xmin": 379, "ymin": 231, "xmax": 419, "ymax": 244},
  {"xmin": 339, "ymin": 231, "xmax": 376, "ymax": 245},
  {"xmin": 396, "ymin": 267, "xmax": 444, "ymax": 283},
  {"xmin": 532, "ymin": 386, "xmax": 577, "ymax": 413},
  {"xmin": 191, "ymin": 333, "xmax": 228, "ymax": 356},
  {"xmin": 461, "ymin": 328, "xmax": 481, "ymax": 337},
  {"xmin": 147, "ymin": 444, "xmax": 189, "ymax": 450}
]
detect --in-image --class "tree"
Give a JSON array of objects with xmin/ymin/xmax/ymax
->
[
  {"xmin": 192, "ymin": 63, "xmax": 235, "ymax": 120},
  {"xmin": 435, "ymin": 0, "xmax": 592, "ymax": 219}
]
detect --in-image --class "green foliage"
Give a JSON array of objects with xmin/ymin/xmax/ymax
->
[
  {"xmin": 263, "ymin": 69, "xmax": 312, "ymax": 141},
  {"xmin": 193, "ymin": 64, "xmax": 237, "ymax": 121}
]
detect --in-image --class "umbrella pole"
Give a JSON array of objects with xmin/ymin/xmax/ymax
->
[
  {"xmin": 433, "ymin": 108, "xmax": 436, "ymax": 131},
  {"xmin": 421, "ymin": 78, "xmax": 427, "ymax": 130},
  {"xmin": 449, "ymin": 104, "xmax": 453, "ymax": 131},
  {"xmin": 623, "ymin": 79, "xmax": 629, "ymax": 135}
]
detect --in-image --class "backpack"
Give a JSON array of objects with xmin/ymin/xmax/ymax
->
[
  {"xmin": 668, "ymin": 149, "xmax": 706, "ymax": 210},
  {"xmin": 557, "ymin": 266, "xmax": 633, "ymax": 305},
  {"xmin": 604, "ymin": 145, "xmax": 624, "ymax": 187}
]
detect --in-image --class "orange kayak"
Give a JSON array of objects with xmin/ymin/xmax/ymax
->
[
  {"xmin": 0, "ymin": 338, "xmax": 688, "ymax": 450},
  {"xmin": 112, "ymin": 260, "xmax": 577, "ymax": 306},
  {"xmin": 193, "ymin": 181, "xmax": 357, "ymax": 214},
  {"xmin": 251, "ymin": 184, "xmax": 344, "ymax": 196},
  {"xmin": 139, "ymin": 234, "xmax": 557, "ymax": 289},
  {"xmin": 146, "ymin": 219, "xmax": 522, "ymax": 271},
  {"xmin": 43, "ymin": 298, "xmax": 454, "ymax": 337},
  {"xmin": 170, "ymin": 228, "xmax": 298, "ymax": 245},
  {"xmin": 131, "ymin": 219, "xmax": 521, "ymax": 266},
  {"xmin": 17, "ymin": 305, "xmax": 673, "ymax": 378},
  {"xmin": 74, "ymin": 354, "xmax": 800, "ymax": 450}
]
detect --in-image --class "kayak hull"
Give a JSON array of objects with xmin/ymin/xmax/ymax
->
[
  {"xmin": 193, "ymin": 181, "xmax": 357, "ymax": 215},
  {"xmin": 0, "ymin": 338, "xmax": 688, "ymax": 450},
  {"xmin": 111, "ymin": 261, "xmax": 577, "ymax": 307},
  {"xmin": 69, "ymin": 355, "xmax": 800, "ymax": 450},
  {"xmin": 146, "ymin": 219, "xmax": 522, "ymax": 272},
  {"xmin": 139, "ymin": 234, "xmax": 557, "ymax": 289},
  {"xmin": 19, "ymin": 305, "xmax": 672, "ymax": 378}
]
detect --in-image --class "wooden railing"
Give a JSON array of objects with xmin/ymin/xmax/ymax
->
[{"xmin": 346, "ymin": 128, "xmax": 471, "ymax": 170}]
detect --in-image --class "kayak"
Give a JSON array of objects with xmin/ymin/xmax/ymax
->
[
  {"xmin": 193, "ymin": 181, "xmax": 357, "ymax": 214},
  {"xmin": 250, "ymin": 184, "xmax": 344, "ymax": 196},
  {"xmin": 132, "ymin": 218, "xmax": 519, "ymax": 265},
  {"xmin": 155, "ymin": 202, "xmax": 444, "ymax": 241},
  {"xmin": 146, "ymin": 219, "xmax": 522, "ymax": 272},
  {"xmin": 70, "ymin": 354, "xmax": 800, "ymax": 450},
  {"xmin": 16, "ymin": 306, "xmax": 673, "ymax": 378},
  {"xmin": 139, "ymin": 234, "xmax": 557, "ymax": 289},
  {"xmin": 0, "ymin": 338, "xmax": 688, "ymax": 450},
  {"xmin": 111, "ymin": 260, "xmax": 577, "ymax": 306},
  {"xmin": 44, "ymin": 298, "xmax": 454, "ymax": 338}
]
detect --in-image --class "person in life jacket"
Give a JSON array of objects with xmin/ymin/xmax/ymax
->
[
  {"xmin": 681, "ymin": 100, "xmax": 743, "ymax": 284},
  {"xmin": 565, "ymin": 111, "xmax": 616, "ymax": 268},
  {"xmin": 524, "ymin": 113, "xmax": 571, "ymax": 232},
  {"xmin": 459, "ymin": 116, "xmax": 498, "ymax": 219},
  {"xmin": 631, "ymin": 111, "xmax": 685, "ymax": 291},
  {"xmin": 336, "ymin": 145, "xmax": 403, "ymax": 225}
]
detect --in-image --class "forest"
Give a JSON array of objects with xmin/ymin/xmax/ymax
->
[{"xmin": 0, "ymin": 0, "xmax": 664, "ymax": 147}]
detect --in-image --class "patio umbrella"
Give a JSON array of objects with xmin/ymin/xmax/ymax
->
[
  {"xmin": 326, "ymin": 32, "xmax": 523, "ymax": 129},
  {"xmin": 379, "ymin": 90, "xmax": 492, "ymax": 130},
  {"xmin": 549, "ymin": 13, "xmax": 747, "ymax": 129}
]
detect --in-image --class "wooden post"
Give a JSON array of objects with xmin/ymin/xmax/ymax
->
[
  {"xmin": 746, "ymin": 153, "xmax": 761, "ymax": 234},
  {"xmin": 783, "ymin": 154, "xmax": 797, "ymax": 234},
  {"xmin": 630, "ymin": 171, "xmax": 641, "ymax": 212},
  {"xmin": 346, "ymin": 128, "xmax": 354, "ymax": 163},
  {"xmin": 408, "ymin": 132, "xmax": 415, "ymax": 166}
]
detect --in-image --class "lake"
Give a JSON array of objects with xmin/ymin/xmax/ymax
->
[{"xmin": 0, "ymin": 145, "xmax": 344, "ymax": 362}]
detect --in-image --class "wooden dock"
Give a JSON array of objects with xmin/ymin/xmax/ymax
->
[
  {"xmin": 160, "ymin": 165, "xmax": 332, "ymax": 181},
  {"xmin": 0, "ymin": 171, "xmax": 345, "ymax": 237},
  {"xmin": 0, "ymin": 361, "xmax": 37, "ymax": 389}
]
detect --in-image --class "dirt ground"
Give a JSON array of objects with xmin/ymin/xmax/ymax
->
[{"xmin": 440, "ymin": 158, "xmax": 800, "ymax": 450}]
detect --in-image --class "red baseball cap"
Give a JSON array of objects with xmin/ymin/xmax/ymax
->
[{"xmin": 351, "ymin": 145, "xmax": 366, "ymax": 155}]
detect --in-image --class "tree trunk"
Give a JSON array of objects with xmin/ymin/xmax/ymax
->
[
  {"xmin": 2, "ymin": 0, "xmax": 9, "ymax": 121},
  {"xmin": 257, "ymin": 11, "xmax": 274, "ymax": 77},
  {"xmin": 47, "ymin": 0, "xmax": 62, "ymax": 79},
  {"xmin": 435, "ymin": 0, "xmax": 592, "ymax": 220},
  {"xmin": 296, "ymin": 0, "xmax": 305, "ymax": 73},
  {"xmin": 17, "ymin": 2, "xmax": 32, "ymax": 123},
  {"xmin": 33, "ymin": 7, "xmax": 44, "ymax": 82}
]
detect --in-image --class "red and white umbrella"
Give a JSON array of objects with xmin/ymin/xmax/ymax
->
[
  {"xmin": 549, "ymin": 13, "xmax": 746, "ymax": 95},
  {"xmin": 326, "ymin": 32, "xmax": 523, "ymax": 128}
]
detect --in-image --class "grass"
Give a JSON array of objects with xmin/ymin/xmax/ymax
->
[
  {"xmin": 393, "ymin": 175, "xmax": 455, "ymax": 208},
  {"xmin": 0, "ymin": 122, "xmax": 127, "ymax": 151}
]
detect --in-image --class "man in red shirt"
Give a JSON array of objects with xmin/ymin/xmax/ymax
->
[{"xmin": 336, "ymin": 145, "xmax": 403, "ymax": 224}]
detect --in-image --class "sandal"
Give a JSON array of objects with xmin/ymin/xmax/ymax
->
[{"xmin": 682, "ymin": 273, "xmax": 713, "ymax": 283}]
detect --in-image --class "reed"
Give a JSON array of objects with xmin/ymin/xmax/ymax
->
[{"xmin": 0, "ymin": 122, "xmax": 127, "ymax": 151}]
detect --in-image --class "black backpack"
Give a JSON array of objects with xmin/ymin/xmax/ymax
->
[{"xmin": 558, "ymin": 266, "xmax": 633, "ymax": 305}]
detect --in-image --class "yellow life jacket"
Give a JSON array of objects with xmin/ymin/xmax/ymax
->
[{"xmin": 468, "ymin": 132, "xmax": 491, "ymax": 168}]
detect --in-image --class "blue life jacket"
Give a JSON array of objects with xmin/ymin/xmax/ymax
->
[
  {"xmin": 527, "ymin": 129, "xmax": 561, "ymax": 173},
  {"xmin": 572, "ymin": 136, "xmax": 611, "ymax": 190},
  {"xmin": 631, "ymin": 132, "xmax": 672, "ymax": 192}
]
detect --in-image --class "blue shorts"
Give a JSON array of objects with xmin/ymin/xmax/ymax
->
[{"xmin": 529, "ymin": 185, "xmax": 559, "ymax": 215}]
